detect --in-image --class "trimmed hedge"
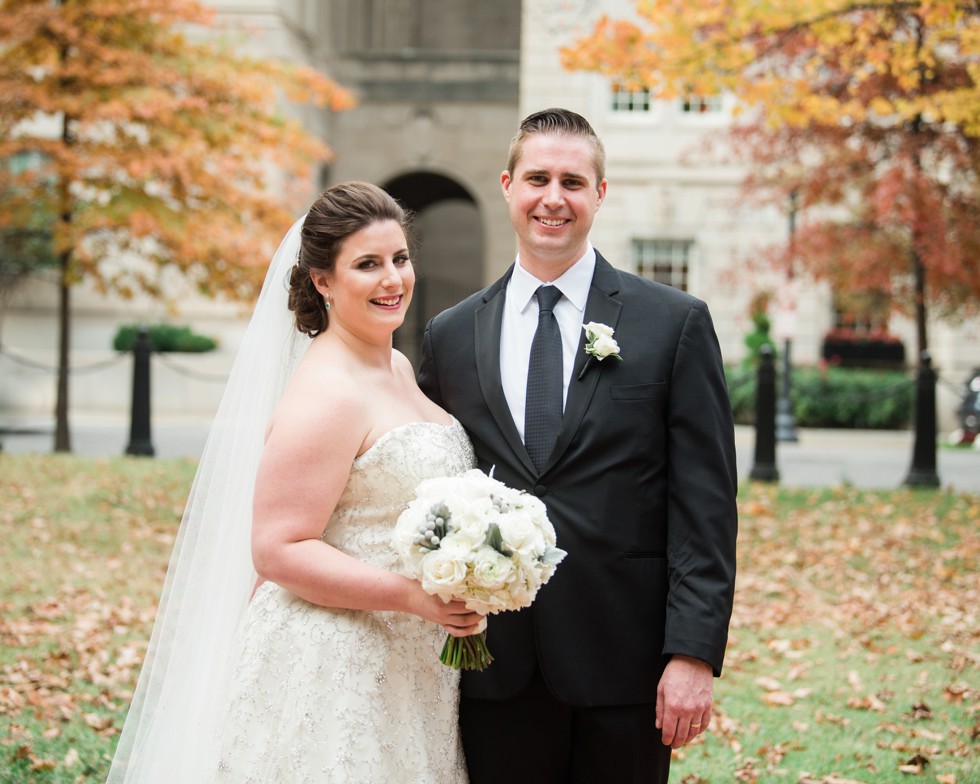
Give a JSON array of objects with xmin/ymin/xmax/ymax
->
[
  {"xmin": 726, "ymin": 365, "xmax": 915, "ymax": 430},
  {"xmin": 112, "ymin": 324, "xmax": 218, "ymax": 353}
]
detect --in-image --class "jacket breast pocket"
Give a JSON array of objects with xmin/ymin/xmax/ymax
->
[{"xmin": 609, "ymin": 382, "xmax": 666, "ymax": 401}]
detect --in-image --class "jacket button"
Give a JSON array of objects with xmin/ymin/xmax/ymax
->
[{"xmin": 534, "ymin": 484, "xmax": 547, "ymax": 496}]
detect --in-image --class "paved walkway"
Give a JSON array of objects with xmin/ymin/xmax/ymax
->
[
  {"xmin": 2, "ymin": 417, "xmax": 978, "ymax": 495},
  {"xmin": 733, "ymin": 426, "xmax": 979, "ymax": 494}
]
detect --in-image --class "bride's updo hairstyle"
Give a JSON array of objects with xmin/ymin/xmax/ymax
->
[{"xmin": 288, "ymin": 181, "xmax": 412, "ymax": 337}]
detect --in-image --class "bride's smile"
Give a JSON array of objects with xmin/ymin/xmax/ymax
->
[{"xmin": 370, "ymin": 294, "xmax": 404, "ymax": 308}]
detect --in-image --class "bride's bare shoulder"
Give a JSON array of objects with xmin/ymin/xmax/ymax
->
[{"xmin": 264, "ymin": 351, "xmax": 367, "ymax": 448}]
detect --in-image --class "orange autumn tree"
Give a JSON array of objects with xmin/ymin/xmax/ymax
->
[
  {"xmin": 562, "ymin": 0, "xmax": 980, "ymax": 361},
  {"xmin": 0, "ymin": 0, "xmax": 354, "ymax": 451}
]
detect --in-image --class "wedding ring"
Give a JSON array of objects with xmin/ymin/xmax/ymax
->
[{"xmin": 691, "ymin": 722, "xmax": 702, "ymax": 728}]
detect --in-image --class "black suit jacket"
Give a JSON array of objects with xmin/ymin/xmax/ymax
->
[{"xmin": 418, "ymin": 253, "xmax": 738, "ymax": 707}]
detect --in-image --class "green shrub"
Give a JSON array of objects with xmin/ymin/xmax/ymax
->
[
  {"xmin": 112, "ymin": 323, "xmax": 218, "ymax": 353},
  {"xmin": 725, "ymin": 365, "xmax": 915, "ymax": 429},
  {"xmin": 742, "ymin": 311, "xmax": 777, "ymax": 368}
]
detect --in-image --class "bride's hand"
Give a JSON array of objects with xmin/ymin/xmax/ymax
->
[{"xmin": 414, "ymin": 592, "xmax": 484, "ymax": 637}]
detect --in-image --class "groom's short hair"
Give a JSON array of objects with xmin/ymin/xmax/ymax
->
[{"xmin": 506, "ymin": 107, "xmax": 606, "ymax": 185}]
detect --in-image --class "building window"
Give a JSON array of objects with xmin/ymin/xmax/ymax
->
[
  {"xmin": 831, "ymin": 292, "xmax": 893, "ymax": 334},
  {"xmin": 611, "ymin": 84, "xmax": 651, "ymax": 112},
  {"xmin": 681, "ymin": 95, "xmax": 723, "ymax": 114},
  {"xmin": 634, "ymin": 239, "xmax": 691, "ymax": 291}
]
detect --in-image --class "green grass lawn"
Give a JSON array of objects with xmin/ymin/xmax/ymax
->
[{"xmin": 1, "ymin": 453, "xmax": 977, "ymax": 783}]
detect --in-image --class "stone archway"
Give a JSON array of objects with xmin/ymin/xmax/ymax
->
[{"xmin": 384, "ymin": 172, "xmax": 484, "ymax": 366}]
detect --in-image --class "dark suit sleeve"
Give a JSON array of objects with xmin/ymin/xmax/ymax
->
[
  {"xmin": 662, "ymin": 300, "xmax": 738, "ymax": 676},
  {"xmin": 417, "ymin": 318, "xmax": 445, "ymax": 408}
]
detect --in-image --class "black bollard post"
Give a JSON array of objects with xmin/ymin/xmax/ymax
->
[
  {"xmin": 750, "ymin": 344, "xmax": 779, "ymax": 482},
  {"xmin": 904, "ymin": 350, "xmax": 939, "ymax": 488},
  {"xmin": 125, "ymin": 327, "xmax": 155, "ymax": 457}
]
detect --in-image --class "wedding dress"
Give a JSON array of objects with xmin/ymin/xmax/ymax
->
[
  {"xmin": 206, "ymin": 420, "xmax": 475, "ymax": 783},
  {"xmin": 106, "ymin": 215, "xmax": 473, "ymax": 783}
]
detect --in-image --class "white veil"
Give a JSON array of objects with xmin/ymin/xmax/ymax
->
[{"xmin": 107, "ymin": 216, "xmax": 309, "ymax": 783}]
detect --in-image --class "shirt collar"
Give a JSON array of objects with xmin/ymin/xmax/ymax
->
[{"xmin": 510, "ymin": 245, "xmax": 596, "ymax": 314}]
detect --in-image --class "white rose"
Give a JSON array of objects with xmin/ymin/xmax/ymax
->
[
  {"xmin": 420, "ymin": 550, "xmax": 467, "ymax": 598},
  {"xmin": 412, "ymin": 476, "xmax": 447, "ymax": 500},
  {"xmin": 439, "ymin": 527, "xmax": 485, "ymax": 556},
  {"xmin": 497, "ymin": 512, "xmax": 545, "ymax": 558},
  {"xmin": 457, "ymin": 469, "xmax": 499, "ymax": 501},
  {"xmin": 450, "ymin": 505, "xmax": 496, "ymax": 546},
  {"xmin": 591, "ymin": 334, "xmax": 620, "ymax": 359},
  {"xmin": 584, "ymin": 321, "xmax": 614, "ymax": 339}
]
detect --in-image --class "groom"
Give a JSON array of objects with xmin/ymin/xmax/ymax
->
[{"xmin": 418, "ymin": 108, "xmax": 738, "ymax": 782}]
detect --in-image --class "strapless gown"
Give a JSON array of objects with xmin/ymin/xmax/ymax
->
[{"xmin": 208, "ymin": 420, "xmax": 475, "ymax": 783}]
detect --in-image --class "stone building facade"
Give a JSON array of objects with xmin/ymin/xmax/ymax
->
[
  {"xmin": 1, "ymin": 0, "xmax": 975, "ymax": 431},
  {"xmin": 0, "ymin": 0, "xmax": 523, "ymax": 418}
]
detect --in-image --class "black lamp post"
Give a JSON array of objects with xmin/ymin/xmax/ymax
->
[{"xmin": 904, "ymin": 351, "xmax": 940, "ymax": 487}]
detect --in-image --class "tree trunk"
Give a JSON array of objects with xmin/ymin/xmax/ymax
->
[
  {"xmin": 54, "ymin": 250, "xmax": 71, "ymax": 452},
  {"xmin": 54, "ymin": 74, "xmax": 74, "ymax": 452},
  {"xmin": 912, "ymin": 247, "xmax": 928, "ymax": 362},
  {"xmin": 910, "ymin": 26, "xmax": 929, "ymax": 364}
]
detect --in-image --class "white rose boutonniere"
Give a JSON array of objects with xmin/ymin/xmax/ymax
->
[{"xmin": 583, "ymin": 322, "xmax": 622, "ymax": 362}]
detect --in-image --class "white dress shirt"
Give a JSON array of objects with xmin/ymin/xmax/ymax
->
[{"xmin": 500, "ymin": 246, "xmax": 596, "ymax": 441}]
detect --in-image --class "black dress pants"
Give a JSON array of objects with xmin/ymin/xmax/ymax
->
[{"xmin": 460, "ymin": 667, "xmax": 671, "ymax": 784}]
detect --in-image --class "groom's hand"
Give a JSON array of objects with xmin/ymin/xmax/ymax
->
[{"xmin": 655, "ymin": 655, "xmax": 713, "ymax": 748}]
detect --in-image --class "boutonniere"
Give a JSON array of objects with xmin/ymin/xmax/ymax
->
[
  {"xmin": 584, "ymin": 322, "xmax": 622, "ymax": 361},
  {"xmin": 578, "ymin": 322, "xmax": 622, "ymax": 379}
]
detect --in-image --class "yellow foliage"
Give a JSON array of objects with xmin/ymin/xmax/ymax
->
[
  {"xmin": 869, "ymin": 96, "xmax": 893, "ymax": 117},
  {"xmin": 562, "ymin": 0, "xmax": 980, "ymax": 137}
]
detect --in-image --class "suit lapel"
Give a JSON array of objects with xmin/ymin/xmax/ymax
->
[
  {"xmin": 545, "ymin": 255, "xmax": 622, "ymax": 472},
  {"xmin": 474, "ymin": 269, "xmax": 537, "ymax": 475}
]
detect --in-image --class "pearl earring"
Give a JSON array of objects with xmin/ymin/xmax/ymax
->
[{"xmin": 323, "ymin": 294, "xmax": 331, "ymax": 311}]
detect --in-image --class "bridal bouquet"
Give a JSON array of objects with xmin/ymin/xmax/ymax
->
[{"xmin": 392, "ymin": 469, "xmax": 566, "ymax": 671}]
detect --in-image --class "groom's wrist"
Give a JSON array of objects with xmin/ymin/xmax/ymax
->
[{"xmin": 668, "ymin": 654, "xmax": 712, "ymax": 672}]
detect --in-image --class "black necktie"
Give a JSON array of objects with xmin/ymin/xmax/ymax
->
[{"xmin": 525, "ymin": 285, "xmax": 564, "ymax": 472}]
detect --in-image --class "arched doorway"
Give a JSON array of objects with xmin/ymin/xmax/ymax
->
[{"xmin": 384, "ymin": 172, "xmax": 484, "ymax": 366}]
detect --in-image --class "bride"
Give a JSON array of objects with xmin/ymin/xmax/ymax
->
[{"xmin": 107, "ymin": 181, "xmax": 479, "ymax": 783}]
